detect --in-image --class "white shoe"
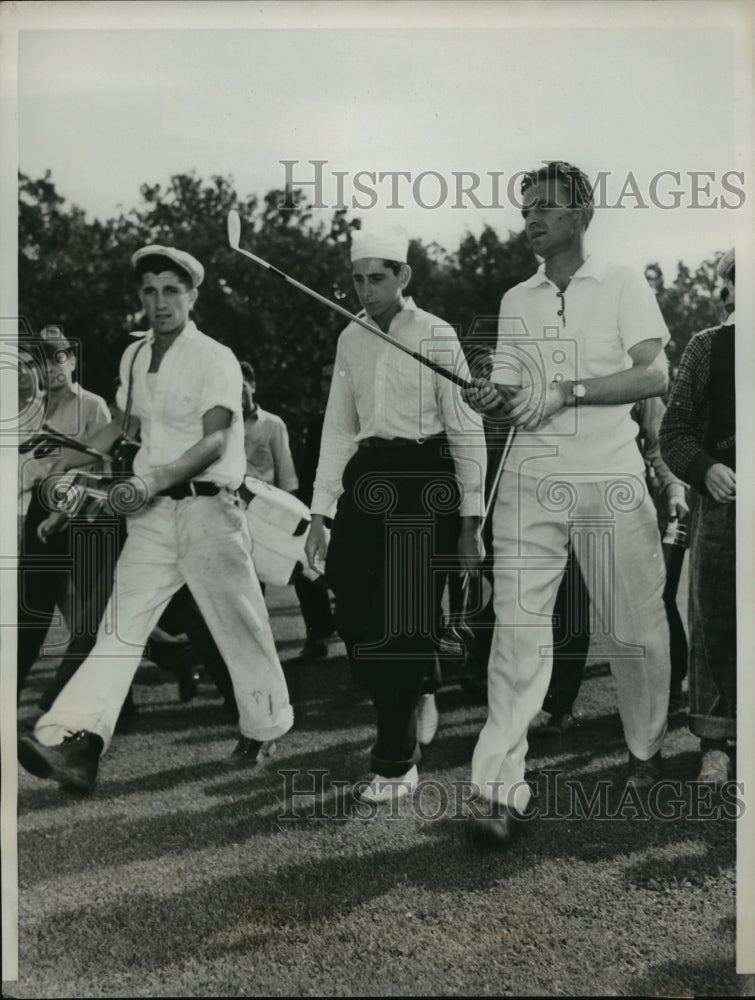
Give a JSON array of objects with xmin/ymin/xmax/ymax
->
[
  {"xmin": 356, "ymin": 765, "xmax": 419, "ymax": 804},
  {"xmin": 416, "ymin": 693, "xmax": 439, "ymax": 746},
  {"xmin": 696, "ymin": 749, "xmax": 731, "ymax": 788}
]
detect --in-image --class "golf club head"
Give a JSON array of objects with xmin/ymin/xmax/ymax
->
[{"xmin": 227, "ymin": 209, "xmax": 241, "ymax": 249}]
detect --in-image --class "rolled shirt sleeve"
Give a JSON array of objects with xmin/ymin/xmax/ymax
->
[{"xmin": 311, "ymin": 340, "xmax": 360, "ymax": 518}]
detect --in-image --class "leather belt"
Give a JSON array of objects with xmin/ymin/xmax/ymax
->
[
  {"xmin": 359, "ymin": 434, "xmax": 445, "ymax": 450},
  {"xmin": 158, "ymin": 481, "xmax": 221, "ymax": 500}
]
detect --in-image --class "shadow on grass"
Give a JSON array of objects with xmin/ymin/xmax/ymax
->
[
  {"xmin": 628, "ymin": 956, "xmax": 751, "ymax": 997},
  {"xmin": 15, "ymin": 782, "xmax": 737, "ymax": 989}
]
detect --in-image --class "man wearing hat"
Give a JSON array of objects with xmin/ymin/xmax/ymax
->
[
  {"xmin": 18, "ymin": 246, "xmax": 293, "ymax": 792},
  {"xmin": 305, "ymin": 226, "xmax": 486, "ymax": 803},
  {"xmin": 660, "ymin": 248, "xmax": 736, "ymax": 788},
  {"xmin": 17, "ymin": 326, "xmax": 111, "ymax": 693}
]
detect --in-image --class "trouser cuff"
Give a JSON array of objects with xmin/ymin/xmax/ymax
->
[{"xmin": 371, "ymin": 740, "xmax": 421, "ymax": 778}]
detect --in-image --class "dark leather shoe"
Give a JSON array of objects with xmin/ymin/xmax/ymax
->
[
  {"xmin": 467, "ymin": 803, "xmax": 523, "ymax": 849},
  {"xmin": 626, "ymin": 749, "xmax": 663, "ymax": 790},
  {"xmin": 18, "ymin": 730, "xmax": 103, "ymax": 793},
  {"xmin": 230, "ymin": 738, "xmax": 276, "ymax": 765}
]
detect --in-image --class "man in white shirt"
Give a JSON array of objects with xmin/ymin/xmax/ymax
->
[
  {"xmin": 464, "ymin": 161, "xmax": 671, "ymax": 845},
  {"xmin": 18, "ymin": 246, "xmax": 293, "ymax": 793},
  {"xmin": 305, "ymin": 226, "xmax": 486, "ymax": 802},
  {"xmin": 240, "ymin": 361, "xmax": 336, "ymax": 659},
  {"xmin": 240, "ymin": 362, "xmax": 299, "ymax": 492}
]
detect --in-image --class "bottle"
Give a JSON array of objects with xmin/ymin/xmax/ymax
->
[{"xmin": 662, "ymin": 515, "xmax": 688, "ymax": 547}]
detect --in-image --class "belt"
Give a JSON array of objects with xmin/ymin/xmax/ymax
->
[
  {"xmin": 359, "ymin": 434, "xmax": 445, "ymax": 450},
  {"xmin": 158, "ymin": 481, "xmax": 222, "ymax": 500}
]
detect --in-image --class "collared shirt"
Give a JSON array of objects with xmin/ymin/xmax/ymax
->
[
  {"xmin": 311, "ymin": 297, "xmax": 486, "ymax": 517},
  {"xmin": 492, "ymin": 257, "xmax": 670, "ymax": 480},
  {"xmin": 116, "ymin": 321, "xmax": 245, "ymax": 489},
  {"xmin": 244, "ymin": 406, "xmax": 299, "ymax": 492},
  {"xmin": 18, "ymin": 383, "xmax": 111, "ymax": 516}
]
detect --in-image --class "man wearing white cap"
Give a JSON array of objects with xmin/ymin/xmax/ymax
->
[
  {"xmin": 660, "ymin": 248, "xmax": 736, "ymax": 788},
  {"xmin": 305, "ymin": 226, "xmax": 486, "ymax": 802},
  {"xmin": 18, "ymin": 245, "xmax": 293, "ymax": 792}
]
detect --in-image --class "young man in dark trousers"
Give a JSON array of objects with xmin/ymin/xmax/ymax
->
[{"xmin": 305, "ymin": 226, "xmax": 486, "ymax": 803}]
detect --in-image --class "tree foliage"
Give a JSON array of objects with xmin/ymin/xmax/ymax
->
[
  {"xmin": 19, "ymin": 170, "xmax": 727, "ymax": 461},
  {"xmin": 643, "ymin": 260, "xmax": 724, "ymax": 375}
]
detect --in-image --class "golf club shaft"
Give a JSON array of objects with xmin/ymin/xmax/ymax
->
[
  {"xmin": 228, "ymin": 215, "xmax": 473, "ymax": 390},
  {"xmin": 24, "ymin": 425, "xmax": 112, "ymax": 463},
  {"xmin": 459, "ymin": 424, "xmax": 517, "ymax": 593}
]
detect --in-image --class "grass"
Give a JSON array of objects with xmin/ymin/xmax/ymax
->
[{"xmin": 5, "ymin": 585, "xmax": 751, "ymax": 998}]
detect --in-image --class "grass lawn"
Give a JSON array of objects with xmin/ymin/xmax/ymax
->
[{"xmin": 5, "ymin": 584, "xmax": 751, "ymax": 998}]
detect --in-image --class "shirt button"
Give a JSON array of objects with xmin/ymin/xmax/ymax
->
[{"xmin": 557, "ymin": 309, "xmax": 564, "ymax": 316}]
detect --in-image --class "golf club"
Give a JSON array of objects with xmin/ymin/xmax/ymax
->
[
  {"xmin": 442, "ymin": 423, "xmax": 517, "ymax": 656},
  {"xmin": 227, "ymin": 209, "xmax": 477, "ymax": 391}
]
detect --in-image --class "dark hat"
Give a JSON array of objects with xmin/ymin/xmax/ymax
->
[
  {"xmin": 716, "ymin": 248, "xmax": 735, "ymax": 281},
  {"xmin": 131, "ymin": 245, "xmax": 204, "ymax": 288}
]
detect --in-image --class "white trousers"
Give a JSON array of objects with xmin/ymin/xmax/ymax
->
[
  {"xmin": 35, "ymin": 491, "xmax": 294, "ymax": 751},
  {"xmin": 472, "ymin": 471, "xmax": 670, "ymax": 811}
]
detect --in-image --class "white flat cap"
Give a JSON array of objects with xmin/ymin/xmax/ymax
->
[
  {"xmin": 350, "ymin": 226, "xmax": 409, "ymax": 264},
  {"xmin": 131, "ymin": 245, "xmax": 205, "ymax": 288}
]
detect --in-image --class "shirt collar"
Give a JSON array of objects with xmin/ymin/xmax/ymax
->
[
  {"xmin": 129, "ymin": 320, "xmax": 199, "ymax": 343},
  {"xmin": 722, "ymin": 310, "xmax": 735, "ymax": 326},
  {"xmin": 356, "ymin": 296, "xmax": 418, "ymax": 323},
  {"xmin": 521, "ymin": 255, "xmax": 606, "ymax": 288}
]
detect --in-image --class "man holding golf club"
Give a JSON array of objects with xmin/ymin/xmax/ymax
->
[
  {"xmin": 304, "ymin": 225, "xmax": 486, "ymax": 804},
  {"xmin": 463, "ymin": 161, "xmax": 672, "ymax": 846},
  {"xmin": 18, "ymin": 245, "xmax": 293, "ymax": 793}
]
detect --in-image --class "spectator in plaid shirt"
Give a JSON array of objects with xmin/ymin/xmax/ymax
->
[{"xmin": 659, "ymin": 248, "xmax": 736, "ymax": 789}]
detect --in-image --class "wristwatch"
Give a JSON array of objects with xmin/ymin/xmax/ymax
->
[{"xmin": 571, "ymin": 380, "xmax": 586, "ymax": 406}]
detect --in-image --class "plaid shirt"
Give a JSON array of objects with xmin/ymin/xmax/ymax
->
[{"xmin": 659, "ymin": 320, "xmax": 735, "ymax": 493}]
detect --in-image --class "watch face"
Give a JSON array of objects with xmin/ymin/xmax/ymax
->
[{"xmin": 573, "ymin": 383, "xmax": 586, "ymax": 399}]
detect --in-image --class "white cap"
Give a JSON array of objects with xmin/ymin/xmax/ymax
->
[
  {"xmin": 131, "ymin": 245, "xmax": 205, "ymax": 288},
  {"xmin": 350, "ymin": 225, "xmax": 409, "ymax": 264}
]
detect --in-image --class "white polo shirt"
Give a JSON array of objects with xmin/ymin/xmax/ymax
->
[
  {"xmin": 116, "ymin": 322, "xmax": 245, "ymax": 489},
  {"xmin": 492, "ymin": 257, "xmax": 670, "ymax": 480}
]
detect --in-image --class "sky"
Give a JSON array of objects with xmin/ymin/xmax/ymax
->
[{"xmin": 11, "ymin": 2, "xmax": 750, "ymax": 277}]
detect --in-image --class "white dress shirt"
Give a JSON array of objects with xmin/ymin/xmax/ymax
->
[
  {"xmin": 311, "ymin": 297, "xmax": 486, "ymax": 518},
  {"xmin": 116, "ymin": 321, "xmax": 245, "ymax": 489}
]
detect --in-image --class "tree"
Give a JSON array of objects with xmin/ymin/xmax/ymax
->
[
  {"xmin": 19, "ymin": 169, "xmax": 727, "ymax": 454},
  {"xmin": 643, "ymin": 259, "xmax": 725, "ymax": 377}
]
